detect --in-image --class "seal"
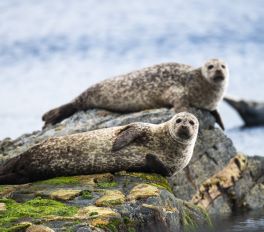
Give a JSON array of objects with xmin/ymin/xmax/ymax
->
[
  {"xmin": 224, "ymin": 96, "xmax": 264, "ymax": 127},
  {"xmin": 0, "ymin": 112, "xmax": 199, "ymax": 184},
  {"xmin": 42, "ymin": 59, "xmax": 228, "ymax": 129}
]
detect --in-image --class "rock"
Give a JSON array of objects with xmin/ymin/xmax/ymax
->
[
  {"xmin": 77, "ymin": 205, "xmax": 121, "ymax": 226},
  {"xmin": 49, "ymin": 189, "xmax": 82, "ymax": 201},
  {"xmin": 191, "ymin": 154, "xmax": 247, "ymax": 209},
  {"xmin": 127, "ymin": 184, "xmax": 160, "ymax": 201},
  {"xmin": 0, "ymin": 202, "xmax": 6, "ymax": 211},
  {"xmin": 95, "ymin": 190, "xmax": 125, "ymax": 207},
  {"xmin": 0, "ymin": 107, "xmax": 236, "ymax": 202},
  {"xmin": 1, "ymin": 107, "xmax": 264, "ymax": 230},
  {"xmin": 26, "ymin": 225, "xmax": 55, "ymax": 232},
  {"xmin": 0, "ymin": 172, "xmax": 208, "ymax": 231},
  {"xmin": 189, "ymin": 153, "xmax": 264, "ymax": 214},
  {"xmin": 7, "ymin": 222, "xmax": 32, "ymax": 231},
  {"xmin": 244, "ymin": 183, "xmax": 264, "ymax": 210}
]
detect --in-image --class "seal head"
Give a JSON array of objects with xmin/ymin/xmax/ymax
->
[
  {"xmin": 201, "ymin": 59, "xmax": 229, "ymax": 87},
  {"xmin": 168, "ymin": 112, "xmax": 199, "ymax": 144}
]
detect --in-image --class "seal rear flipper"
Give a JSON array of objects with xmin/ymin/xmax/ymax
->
[
  {"xmin": 211, "ymin": 109, "xmax": 225, "ymax": 130},
  {"xmin": 112, "ymin": 124, "xmax": 146, "ymax": 151},
  {"xmin": 0, "ymin": 173, "xmax": 30, "ymax": 185},
  {"xmin": 42, "ymin": 102, "xmax": 78, "ymax": 127},
  {"xmin": 0, "ymin": 156, "xmax": 30, "ymax": 184}
]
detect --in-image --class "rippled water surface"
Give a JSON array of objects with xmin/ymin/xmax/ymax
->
[{"xmin": 204, "ymin": 210, "xmax": 264, "ymax": 232}]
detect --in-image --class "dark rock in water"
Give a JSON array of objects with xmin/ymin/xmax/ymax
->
[
  {"xmin": 224, "ymin": 96, "xmax": 264, "ymax": 127},
  {"xmin": 0, "ymin": 107, "xmax": 264, "ymax": 231}
]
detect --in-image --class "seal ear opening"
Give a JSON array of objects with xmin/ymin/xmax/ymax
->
[{"xmin": 112, "ymin": 124, "xmax": 145, "ymax": 151}]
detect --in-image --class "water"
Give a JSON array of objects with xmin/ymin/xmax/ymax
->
[{"xmin": 207, "ymin": 210, "xmax": 264, "ymax": 232}]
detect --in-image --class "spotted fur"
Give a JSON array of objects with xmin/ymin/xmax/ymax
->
[
  {"xmin": 0, "ymin": 112, "xmax": 199, "ymax": 184},
  {"xmin": 42, "ymin": 59, "xmax": 228, "ymax": 127}
]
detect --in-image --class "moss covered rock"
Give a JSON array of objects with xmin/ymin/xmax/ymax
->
[{"xmin": 0, "ymin": 172, "xmax": 208, "ymax": 231}]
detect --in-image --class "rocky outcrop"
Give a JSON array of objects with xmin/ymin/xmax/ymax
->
[
  {"xmin": 190, "ymin": 154, "xmax": 264, "ymax": 214},
  {"xmin": 0, "ymin": 172, "xmax": 209, "ymax": 231},
  {"xmin": 0, "ymin": 107, "xmax": 264, "ymax": 231}
]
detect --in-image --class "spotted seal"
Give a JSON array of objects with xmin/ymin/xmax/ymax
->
[
  {"xmin": 224, "ymin": 96, "xmax": 264, "ymax": 127},
  {"xmin": 0, "ymin": 112, "xmax": 199, "ymax": 184},
  {"xmin": 42, "ymin": 59, "xmax": 228, "ymax": 129}
]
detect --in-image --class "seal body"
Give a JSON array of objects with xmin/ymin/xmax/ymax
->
[
  {"xmin": 42, "ymin": 59, "xmax": 228, "ymax": 128},
  {"xmin": 224, "ymin": 96, "xmax": 264, "ymax": 127},
  {"xmin": 0, "ymin": 112, "xmax": 199, "ymax": 184}
]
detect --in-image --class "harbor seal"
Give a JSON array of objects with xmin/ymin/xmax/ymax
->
[
  {"xmin": 42, "ymin": 59, "xmax": 228, "ymax": 129},
  {"xmin": 0, "ymin": 112, "xmax": 199, "ymax": 184},
  {"xmin": 224, "ymin": 96, "xmax": 264, "ymax": 127}
]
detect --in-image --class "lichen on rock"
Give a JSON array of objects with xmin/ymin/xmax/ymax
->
[
  {"xmin": 95, "ymin": 190, "xmax": 125, "ymax": 207},
  {"xmin": 127, "ymin": 184, "xmax": 160, "ymax": 201}
]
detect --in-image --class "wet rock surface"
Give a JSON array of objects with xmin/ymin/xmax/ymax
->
[{"xmin": 0, "ymin": 107, "xmax": 264, "ymax": 231}]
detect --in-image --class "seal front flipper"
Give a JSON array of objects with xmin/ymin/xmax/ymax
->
[
  {"xmin": 112, "ymin": 124, "xmax": 146, "ymax": 151},
  {"xmin": 146, "ymin": 154, "xmax": 171, "ymax": 176},
  {"xmin": 211, "ymin": 109, "xmax": 225, "ymax": 130}
]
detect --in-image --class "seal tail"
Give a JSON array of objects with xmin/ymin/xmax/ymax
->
[
  {"xmin": 42, "ymin": 102, "xmax": 78, "ymax": 127},
  {"xmin": 0, "ymin": 156, "xmax": 29, "ymax": 185},
  {"xmin": 0, "ymin": 173, "xmax": 29, "ymax": 185}
]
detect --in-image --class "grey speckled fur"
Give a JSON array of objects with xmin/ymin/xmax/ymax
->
[
  {"xmin": 0, "ymin": 112, "xmax": 198, "ymax": 184},
  {"xmin": 42, "ymin": 59, "xmax": 229, "ymax": 126}
]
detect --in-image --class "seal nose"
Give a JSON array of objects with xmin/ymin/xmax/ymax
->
[
  {"xmin": 213, "ymin": 70, "xmax": 224, "ymax": 82},
  {"xmin": 178, "ymin": 125, "xmax": 191, "ymax": 140}
]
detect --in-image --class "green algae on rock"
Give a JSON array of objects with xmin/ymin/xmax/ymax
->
[
  {"xmin": 118, "ymin": 171, "xmax": 173, "ymax": 193},
  {"xmin": 0, "ymin": 172, "xmax": 209, "ymax": 231},
  {"xmin": 0, "ymin": 197, "xmax": 78, "ymax": 229}
]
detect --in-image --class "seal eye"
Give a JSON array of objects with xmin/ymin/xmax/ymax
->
[
  {"xmin": 189, "ymin": 120, "xmax": 195, "ymax": 126},
  {"xmin": 208, "ymin": 65, "xmax": 214, "ymax": 70},
  {"xmin": 176, "ymin": 119, "xmax": 182, "ymax": 124},
  {"xmin": 221, "ymin": 65, "xmax": 226, "ymax": 69}
]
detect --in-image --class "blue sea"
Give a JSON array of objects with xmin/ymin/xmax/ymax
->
[{"xmin": 0, "ymin": 1, "xmax": 264, "ymax": 230}]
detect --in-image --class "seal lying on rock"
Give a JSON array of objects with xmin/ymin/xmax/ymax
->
[
  {"xmin": 224, "ymin": 96, "xmax": 264, "ymax": 127},
  {"xmin": 42, "ymin": 59, "xmax": 228, "ymax": 129},
  {"xmin": 0, "ymin": 112, "xmax": 199, "ymax": 184}
]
